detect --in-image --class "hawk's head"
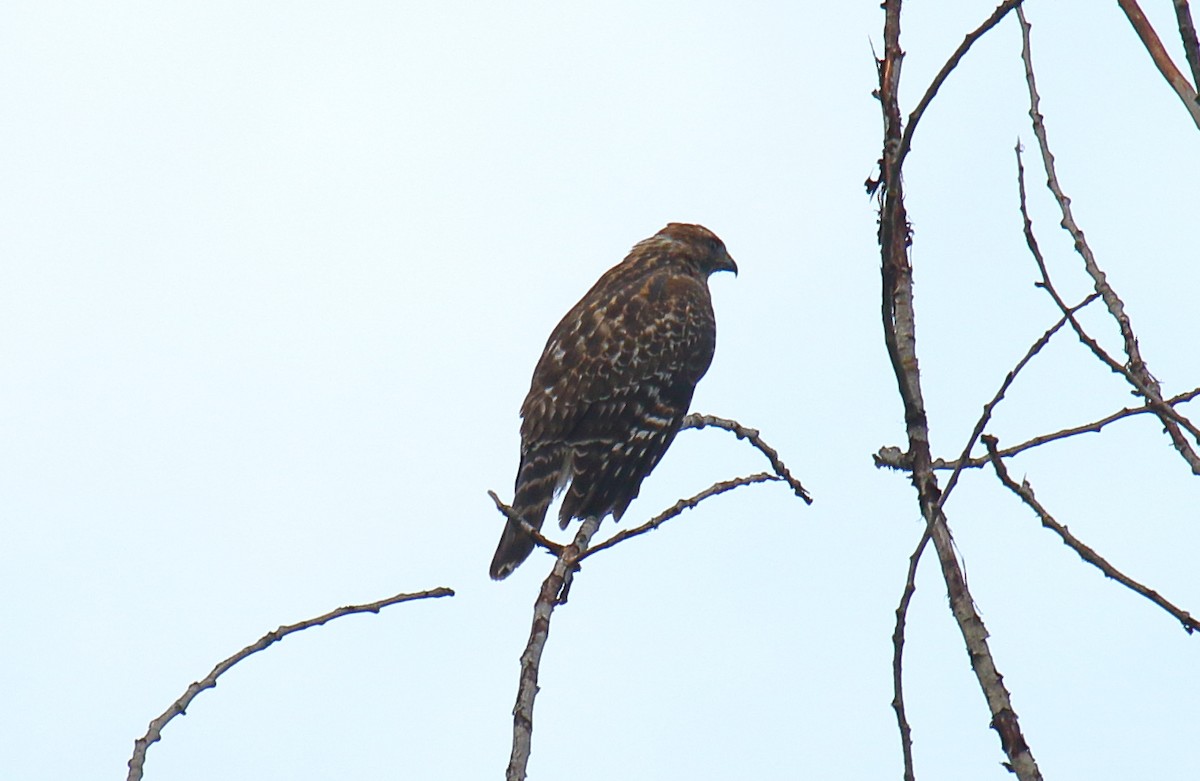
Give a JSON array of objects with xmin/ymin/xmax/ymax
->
[{"xmin": 655, "ymin": 223, "xmax": 738, "ymax": 278}]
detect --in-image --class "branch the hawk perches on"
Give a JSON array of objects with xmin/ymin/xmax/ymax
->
[{"xmin": 490, "ymin": 223, "xmax": 737, "ymax": 579}]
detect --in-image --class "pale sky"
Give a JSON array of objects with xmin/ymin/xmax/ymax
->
[{"xmin": 2, "ymin": 2, "xmax": 1198, "ymax": 779}]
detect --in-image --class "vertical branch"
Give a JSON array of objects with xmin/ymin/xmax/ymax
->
[
  {"xmin": 876, "ymin": 2, "xmax": 1042, "ymax": 779},
  {"xmin": 506, "ymin": 517, "xmax": 600, "ymax": 781},
  {"xmin": 891, "ymin": 529, "xmax": 930, "ymax": 781},
  {"xmin": 877, "ymin": 1, "xmax": 915, "ymax": 418}
]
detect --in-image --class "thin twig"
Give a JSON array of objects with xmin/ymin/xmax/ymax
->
[
  {"xmin": 1016, "ymin": 141, "xmax": 1126, "ymax": 376},
  {"xmin": 126, "ymin": 587, "xmax": 456, "ymax": 781},
  {"xmin": 1117, "ymin": 0, "xmax": 1200, "ymax": 128},
  {"xmin": 895, "ymin": 0, "xmax": 1026, "ymax": 168},
  {"xmin": 507, "ymin": 517, "xmax": 600, "ymax": 781},
  {"xmin": 930, "ymin": 387, "xmax": 1200, "ymax": 471},
  {"xmin": 579, "ymin": 473, "xmax": 779, "ymax": 561},
  {"xmin": 1014, "ymin": 143, "xmax": 1158, "ymax": 414},
  {"xmin": 1018, "ymin": 7, "xmax": 1200, "ymax": 473},
  {"xmin": 892, "ymin": 528, "xmax": 931, "ymax": 781},
  {"xmin": 937, "ymin": 285, "xmax": 1099, "ymax": 508},
  {"xmin": 983, "ymin": 436, "xmax": 1199, "ymax": 634},
  {"xmin": 682, "ymin": 413, "xmax": 813, "ymax": 503}
]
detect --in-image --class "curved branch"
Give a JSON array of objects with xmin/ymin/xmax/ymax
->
[
  {"xmin": 682, "ymin": 413, "xmax": 813, "ymax": 503},
  {"xmin": 126, "ymin": 587, "xmax": 456, "ymax": 781},
  {"xmin": 580, "ymin": 472, "xmax": 780, "ymax": 561}
]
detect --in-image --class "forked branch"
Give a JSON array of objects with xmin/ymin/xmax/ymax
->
[
  {"xmin": 875, "ymin": 2, "xmax": 1042, "ymax": 779},
  {"xmin": 1017, "ymin": 7, "xmax": 1200, "ymax": 474},
  {"xmin": 497, "ymin": 415, "xmax": 809, "ymax": 780},
  {"xmin": 936, "ymin": 289, "xmax": 1099, "ymax": 507}
]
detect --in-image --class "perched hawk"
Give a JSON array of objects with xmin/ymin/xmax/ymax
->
[{"xmin": 489, "ymin": 223, "xmax": 737, "ymax": 579}]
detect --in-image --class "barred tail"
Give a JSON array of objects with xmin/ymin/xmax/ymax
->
[{"xmin": 489, "ymin": 446, "xmax": 566, "ymax": 580}]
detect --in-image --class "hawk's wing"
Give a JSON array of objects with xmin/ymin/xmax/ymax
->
[{"xmin": 520, "ymin": 268, "xmax": 716, "ymax": 527}]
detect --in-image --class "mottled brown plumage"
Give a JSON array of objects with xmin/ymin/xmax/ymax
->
[{"xmin": 489, "ymin": 223, "xmax": 737, "ymax": 579}]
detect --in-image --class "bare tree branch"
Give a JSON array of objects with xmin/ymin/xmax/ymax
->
[
  {"xmin": 507, "ymin": 517, "xmax": 600, "ymax": 781},
  {"xmin": 936, "ymin": 285, "xmax": 1099, "ymax": 507},
  {"xmin": 895, "ymin": 0, "xmax": 1026, "ymax": 169},
  {"xmin": 875, "ymin": 2, "xmax": 1042, "ymax": 778},
  {"xmin": 494, "ymin": 409, "xmax": 807, "ymax": 778},
  {"xmin": 126, "ymin": 587, "xmax": 455, "ymax": 781},
  {"xmin": 983, "ymin": 436, "xmax": 1199, "ymax": 634},
  {"xmin": 503, "ymin": 413, "xmax": 808, "ymax": 777},
  {"xmin": 1117, "ymin": 0, "xmax": 1200, "ymax": 127},
  {"xmin": 579, "ymin": 472, "xmax": 780, "ymax": 561},
  {"xmin": 1174, "ymin": 0, "xmax": 1200, "ymax": 94},
  {"xmin": 1017, "ymin": 7, "xmax": 1200, "ymax": 473},
  {"xmin": 682, "ymin": 413, "xmax": 813, "ymax": 503},
  {"xmin": 1015, "ymin": 143, "xmax": 1187, "ymax": 434},
  {"xmin": 928, "ymin": 387, "xmax": 1200, "ymax": 471},
  {"xmin": 1015, "ymin": 146, "xmax": 1130, "ymax": 378},
  {"xmin": 891, "ymin": 528, "xmax": 930, "ymax": 781}
]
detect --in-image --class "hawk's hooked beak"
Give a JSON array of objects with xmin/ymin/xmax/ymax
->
[{"xmin": 719, "ymin": 252, "xmax": 738, "ymax": 276}]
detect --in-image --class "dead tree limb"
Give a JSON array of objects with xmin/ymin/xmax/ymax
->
[
  {"xmin": 580, "ymin": 472, "xmax": 780, "ymax": 561},
  {"xmin": 983, "ymin": 435, "xmax": 1200, "ymax": 634},
  {"xmin": 891, "ymin": 528, "xmax": 930, "ymax": 781},
  {"xmin": 682, "ymin": 413, "xmax": 813, "ymax": 503},
  {"xmin": 126, "ymin": 587, "xmax": 455, "ymax": 781},
  {"xmin": 498, "ymin": 413, "xmax": 810, "ymax": 779},
  {"xmin": 936, "ymin": 289, "xmax": 1099, "ymax": 508},
  {"xmin": 506, "ymin": 517, "xmax": 600, "ymax": 781},
  {"xmin": 1017, "ymin": 8, "xmax": 1200, "ymax": 474},
  {"xmin": 875, "ymin": 1, "xmax": 1042, "ymax": 778},
  {"xmin": 922, "ymin": 386, "xmax": 1200, "ymax": 471}
]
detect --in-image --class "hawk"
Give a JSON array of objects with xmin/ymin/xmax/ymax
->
[{"xmin": 489, "ymin": 223, "xmax": 737, "ymax": 579}]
